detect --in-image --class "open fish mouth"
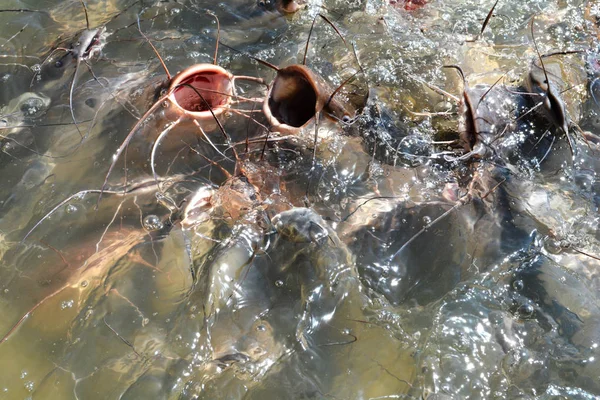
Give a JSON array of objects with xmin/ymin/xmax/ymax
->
[
  {"xmin": 168, "ymin": 64, "xmax": 234, "ymax": 118},
  {"xmin": 266, "ymin": 68, "xmax": 317, "ymax": 128},
  {"xmin": 263, "ymin": 64, "xmax": 356, "ymax": 133}
]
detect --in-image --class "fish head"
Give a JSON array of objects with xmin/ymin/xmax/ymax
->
[
  {"xmin": 272, "ymin": 207, "xmax": 329, "ymax": 244},
  {"xmin": 264, "ymin": 64, "xmax": 355, "ymax": 134},
  {"xmin": 168, "ymin": 64, "xmax": 234, "ymax": 121}
]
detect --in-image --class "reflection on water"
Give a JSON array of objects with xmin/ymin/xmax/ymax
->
[{"xmin": 0, "ymin": 0, "xmax": 599, "ymax": 398}]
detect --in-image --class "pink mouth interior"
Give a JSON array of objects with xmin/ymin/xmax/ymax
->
[{"xmin": 173, "ymin": 71, "xmax": 232, "ymax": 113}]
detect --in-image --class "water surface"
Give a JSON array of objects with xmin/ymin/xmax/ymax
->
[{"xmin": 0, "ymin": 0, "xmax": 599, "ymax": 398}]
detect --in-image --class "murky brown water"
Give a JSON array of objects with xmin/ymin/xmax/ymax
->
[{"xmin": 0, "ymin": 0, "xmax": 599, "ymax": 398}]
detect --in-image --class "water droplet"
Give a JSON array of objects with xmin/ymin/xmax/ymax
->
[
  {"xmin": 512, "ymin": 280, "xmax": 524, "ymax": 291},
  {"xmin": 65, "ymin": 204, "xmax": 78, "ymax": 214},
  {"xmin": 274, "ymin": 280, "xmax": 284, "ymax": 287},
  {"xmin": 143, "ymin": 215, "xmax": 163, "ymax": 231}
]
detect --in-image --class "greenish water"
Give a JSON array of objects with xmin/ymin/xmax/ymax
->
[{"xmin": 0, "ymin": 0, "xmax": 599, "ymax": 398}]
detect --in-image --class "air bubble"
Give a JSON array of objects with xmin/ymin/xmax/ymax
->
[
  {"xmin": 517, "ymin": 304, "xmax": 534, "ymax": 318},
  {"xmin": 143, "ymin": 215, "xmax": 163, "ymax": 231},
  {"xmin": 61, "ymin": 300, "xmax": 74, "ymax": 309},
  {"xmin": 512, "ymin": 280, "xmax": 524, "ymax": 291},
  {"xmin": 274, "ymin": 280, "xmax": 284, "ymax": 287}
]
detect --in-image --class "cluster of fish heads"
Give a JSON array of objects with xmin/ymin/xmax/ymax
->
[{"xmin": 0, "ymin": 0, "xmax": 600, "ymax": 398}]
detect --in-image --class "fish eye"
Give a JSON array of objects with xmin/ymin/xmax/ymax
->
[
  {"xmin": 342, "ymin": 115, "xmax": 351, "ymax": 123},
  {"xmin": 54, "ymin": 60, "xmax": 63, "ymax": 68}
]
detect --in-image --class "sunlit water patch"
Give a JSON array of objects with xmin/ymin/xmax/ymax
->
[{"xmin": 0, "ymin": 0, "xmax": 598, "ymax": 398}]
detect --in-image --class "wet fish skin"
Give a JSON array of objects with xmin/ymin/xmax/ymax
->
[{"xmin": 507, "ymin": 252, "xmax": 600, "ymax": 394}]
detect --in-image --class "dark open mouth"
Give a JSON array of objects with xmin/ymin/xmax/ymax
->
[
  {"xmin": 268, "ymin": 72, "xmax": 317, "ymax": 128},
  {"xmin": 171, "ymin": 68, "xmax": 232, "ymax": 113}
]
